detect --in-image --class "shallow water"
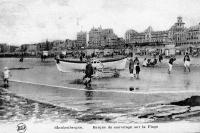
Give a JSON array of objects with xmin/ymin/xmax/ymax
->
[{"xmin": 0, "ymin": 57, "xmax": 200, "ymax": 123}]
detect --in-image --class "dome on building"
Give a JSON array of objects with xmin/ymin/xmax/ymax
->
[
  {"xmin": 125, "ymin": 29, "xmax": 138, "ymax": 34},
  {"xmin": 144, "ymin": 26, "xmax": 153, "ymax": 33}
]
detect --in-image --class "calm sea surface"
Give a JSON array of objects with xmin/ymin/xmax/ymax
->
[{"xmin": 0, "ymin": 57, "xmax": 200, "ymax": 123}]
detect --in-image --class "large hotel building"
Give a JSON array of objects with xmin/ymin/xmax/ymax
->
[
  {"xmin": 88, "ymin": 26, "xmax": 120, "ymax": 47},
  {"xmin": 125, "ymin": 16, "xmax": 200, "ymax": 48}
]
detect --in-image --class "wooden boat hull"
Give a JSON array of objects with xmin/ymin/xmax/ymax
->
[{"xmin": 55, "ymin": 57, "xmax": 127, "ymax": 72}]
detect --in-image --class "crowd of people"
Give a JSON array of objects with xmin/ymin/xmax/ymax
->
[
  {"xmin": 82, "ymin": 52, "xmax": 191, "ymax": 87},
  {"xmin": 128, "ymin": 53, "xmax": 191, "ymax": 78}
]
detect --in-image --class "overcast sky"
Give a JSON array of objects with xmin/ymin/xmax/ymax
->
[{"xmin": 0, "ymin": 0, "xmax": 200, "ymax": 45}]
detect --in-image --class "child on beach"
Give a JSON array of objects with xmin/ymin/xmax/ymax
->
[
  {"xmin": 2, "ymin": 67, "xmax": 11, "ymax": 87},
  {"xmin": 183, "ymin": 53, "xmax": 191, "ymax": 72},
  {"xmin": 135, "ymin": 63, "xmax": 140, "ymax": 79},
  {"xmin": 129, "ymin": 58, "xmax": 134, "ymax": 78}
]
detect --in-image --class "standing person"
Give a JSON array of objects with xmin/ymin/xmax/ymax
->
[
  {"xmin": 168, "ymin": 56, "xmax": 176, "ymax": 74},
  {"xmin": 135, "ymin": 63, "xmax": 140, "ymax": 79},
  {"xmin": 129, "ymin": 58, "xmax": 134, "ymax": 78},
  {"xmin": 83, "ymin": 59, "xmax": 93, "ymax": 87},
  {"xmin": 80, "ymin": 54, "xmax": 83, "ymax": 62},
  {"xmin": 133, "ymin": 57, "xmax": 139, "ymax": 77},
  {"xmin": 133, "ymin": 57, "xmax": 139, "ymax": 64},
  {"xmin": 19, "ymin": 53, "xmax": 24, "ymax": 62},
  {"xmin": 184, "ymin": 52, "xmax": 191, "ymax": 72},
  {"xmin": 142, "ymin": 58, "xmax": 147, "ymax": 67},
  {"xmin": 2, "ymin": 67, "xmax": 11, "ymax": 87},
  {"xmin": 159, "ymin": 54, "xmax": 163, "ymax": 62}
]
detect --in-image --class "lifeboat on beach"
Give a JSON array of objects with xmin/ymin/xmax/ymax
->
[{"xmin": 55, "ymin": 57, "xmax": 127, "ymax": 72}]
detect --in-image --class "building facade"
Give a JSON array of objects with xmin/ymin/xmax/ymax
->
[
  {"xmin": 125, "ymin": 16, "xmax": 200, "ymax": 55},
  {"xmin": 125, "ymin": 26, "xmax": 171, "ymax": 45},
  {"xmin": 125, "ymin": 16, "xmax": 200, "ymax": 48},
  {"xmin": 0, "ymin": 43, "xmax": 8, "ymax": 53},
  {"xmin": 88, "ymin": 27, "xmax": 121, "ymax": 47},
  {"xmin": 186, "ymin": 23, "xmax": 200, "ymax": 46},
  {"xmin": 169, "ymin": 16, "xmax": 187, "ymax": 46},
  {"xmin": 76, "ymin": 31, "xmax": 87, "ymax": 48},
  {"xmin": 125, "ymin": 29, "xmax": 138, "ymax": 43},
  {"xmin": 88, "ymin": 27, "xmax": 102, "ymax": 47}
]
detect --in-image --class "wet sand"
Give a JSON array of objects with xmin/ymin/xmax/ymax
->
[{"xmin": 0, "ymin": 57, "xmax": 200, "ymax": 124}]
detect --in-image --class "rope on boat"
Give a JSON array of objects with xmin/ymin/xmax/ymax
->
[{"xmin": 6, "ymin": 79, "xmax": 200, "ymax": 95}]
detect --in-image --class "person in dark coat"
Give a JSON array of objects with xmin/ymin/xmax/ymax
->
[
  {"xmin": 133, "ymin": 57, "xmax": 139, "ymax": 76},
  {"xmin": 83, "ymin": 60, "xmax": 93, "ymax": 87},
  {"xmin": 159, "ymin": 54, "xmax": 163, "ymax": 62},
  {"xmin": 135, "ymin": 63, "xmax": 140, "ymax": 79},
  {"xmin": 168, "ymin": 56, "xmax": 176, "ymax": 74},
  {"xmin": 80, "ymin": 55, "xmax": 83, "ymax": 62},
  {"xmin": 129, "ymin": 58, "xmax": 134, "ymax": 78}
]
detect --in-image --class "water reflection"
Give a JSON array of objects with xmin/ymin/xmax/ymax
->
[
  {"xmin": 0, "ymin": 90, "xmax": 3, "ymax": 116},
  {"xmin": 184, "ymin": 80, "xmax": 191, "ymax": 89},
  {"xmin": 84, "ymin": 86, "xmax": 94, "ymax": 101}
]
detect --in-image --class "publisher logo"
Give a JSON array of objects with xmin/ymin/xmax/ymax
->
[{"xmin": 17, "ymin": 123, "xmax": 27, "ymax": 133}]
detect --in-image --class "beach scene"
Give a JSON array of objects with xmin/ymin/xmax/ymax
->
[
  {"xmin": 1, "ymin": 57, "xmax": 200, "ymax": 124},
  {"xmin": 1, "ymin": 0, "xmax": 200, "ymax": 132}
]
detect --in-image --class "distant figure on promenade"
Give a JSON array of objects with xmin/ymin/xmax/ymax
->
[
  {"xmin": 80, "ymin": 55, "xmax": 83, "ymax": 62},
  {"xmin": 168, "ymin": 56, "xmax": 176, "ymax": 74},
  {"xmin": 83, "ymin": 59, "xmax": 93, "ymax": 87},
  {"xmin": 135, "ymin": 63, "xmax": 140, "ymax": 79},
  {"xmin": 19, "ymin": 53, "xmax": 24, "ymax": 62},
  {"xmin": 19, "ymin": 56, "xmax": 23, "ymax": 62},
  {"xmin": 41, "ymin": 54, "xmax": 44, "ymax": 62},
  {"xmin": 129, "ymin": 58, "xmax": 134, "ymax": 78},
  {"xmin": 1, "ymin": 67, "xmax": 11, "ymax": 87},
  {"xmin": 184, "ymin": 53, "xmax": 191, "ymax": 72},
  {"xmin": 159, "ymin": 54, "xmax": 163, "ymax": 62}
]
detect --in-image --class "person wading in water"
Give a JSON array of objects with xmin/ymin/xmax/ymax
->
[
  {"xmin": 168, "ymin": 56, "xmax": 176, "ymax": 74},
  {"xmin": 184, "ymin": 52, "xmax": 191, "ymax": 72},
  {"xmin": 129, "ymin": 58, "xmax": 134, "ymax": 78},
  {"xmin": 83, "ymin": 59, "xmax": 93, "ymax": 87}
]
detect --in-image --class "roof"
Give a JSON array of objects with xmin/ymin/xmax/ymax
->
[{"xmin": 188, "ymin": 24, "xmax": 200, "ymax": 31}]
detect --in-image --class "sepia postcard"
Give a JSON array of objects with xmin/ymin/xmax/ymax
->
[{"xmin": 0, "ymin": 0, "xmax": 200, "ymax": 133}]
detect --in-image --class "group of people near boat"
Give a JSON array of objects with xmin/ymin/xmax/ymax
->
[
  {"xmin": 82, "ymin": 53, "xmax": 191, "ymax": 86},
  {"xmin": 129, "ymin": 52, "xmax": 191, "ymax": 77}
]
